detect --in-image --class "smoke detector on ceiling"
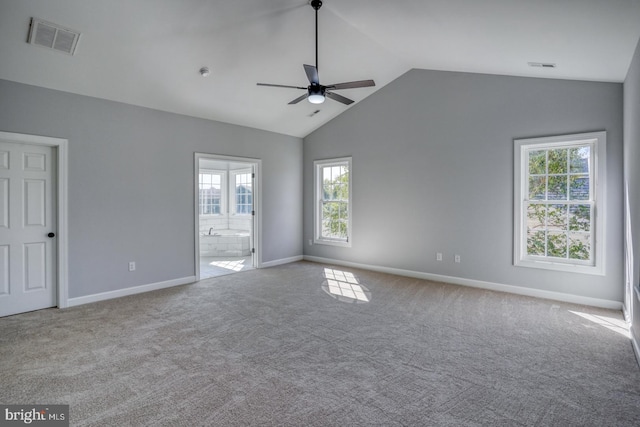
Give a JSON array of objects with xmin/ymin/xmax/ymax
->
[{"xmin": 27, "ymin": 18, "xmax": 81, "ymax": 55}]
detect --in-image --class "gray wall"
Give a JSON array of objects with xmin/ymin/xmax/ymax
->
[
  {"xmin": 0, "ymin": 79, "xmax": 303, "ymax": 298},
  {"xmin": 623, "ymin": 38, "xmax": 640, "ymax": 345},
  {"xmin": 304, "ymin": 69, "xmax": 624, "ymax": 302}
]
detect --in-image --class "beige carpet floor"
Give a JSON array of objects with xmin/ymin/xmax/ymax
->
[{"xmin": 1, "ymin": 261, "xmax": 639, "ymax": 426}]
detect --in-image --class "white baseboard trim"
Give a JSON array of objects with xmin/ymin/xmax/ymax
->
[
  {"xmin": 631, "ymin": 326, "xmax": 640, "ymax": 366},
  {"xmin": 303, "ymin": 255, "xmax": 623, "ymax": 310},
  {"xmin": 633, "ymin": 290, "xmax": 640, "ymax": 369},
  {"xmin": 261, "ymin": 255, "xmax": 304, "ymax": 268},
  {"xmin": 67, "ymin": 276, "xmax": 196, "ymax": 307}
]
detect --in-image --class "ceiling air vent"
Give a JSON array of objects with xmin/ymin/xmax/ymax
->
[{"xmin": 27, "ymin": 18, "xmax": 80, "ymax": 55}]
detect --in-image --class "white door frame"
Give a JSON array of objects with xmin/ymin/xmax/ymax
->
[
  {"xmin": 0, "ymin": 131, "xmax": 69, "ymax": 309},
  {"xmin": 194, "ymin": 153, "xmax": 261, "ymax": 281}
]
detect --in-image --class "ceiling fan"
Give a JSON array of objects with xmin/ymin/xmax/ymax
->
[{"xmin": 257, "ymin": 0, "xmax": 375, "ymax": 105}]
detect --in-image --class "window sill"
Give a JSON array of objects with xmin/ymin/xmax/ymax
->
[
  {"xmin": 314, "ymin": 238, "xmax": 351, "ymax": 248},
  {"xmin": 515, "ymin": 258, "xmax": 604, "ymax": 276}
]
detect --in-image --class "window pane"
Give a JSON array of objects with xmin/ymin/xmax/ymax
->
[
  {"xmin": 322, "ymin": 203, "xmax": 332, "ymax": 236},
  {"xmin": 340, "ymin": 202, "xmax": 348, "ymax": 222},
  {"xmin": 333, "ymin": 184, "xmax": 341, "ymax": 200},
  {"xmin": 569, "ymin": 146, "xmax": 590, "ymax": 173},
  {"xmin": 526, "ymin": 203, "xmax": 545, "ymax": 230},
  {"xmin": 548, "ymin": 176, "xmax": 567, "ymax": 200},
  {"xmin": 332, "ymin": 184, "xmax": 340, "ymax": 200},
  {"xmin": 338, "ymin": 221, "xmax": 347, "ymax": 238},
  {"xmin": 233, "ymin": 173, "xmax": 252, "ymax": 215},
  {"xmin": 199, "ymin": 172, "xmax": 222, "ymax": 215},
  {"xmin": 547, "ymin": 232, "xmax": 567, "ymax": 258},
  {"xmin": 528, "ymin": 176, "xmax": 546, "ymax": 200},
  {"xmin": 339, "ymin": 166, "xmax": 348, "ymax": 180},
  {"xmin": 569, "ymin": 233, "xmax": 590, "ymax": 261},
  {"xmin": 528, "ymin": 150, "xmax": 546, "ymax": 175},
  {"xmin": 569, "ymin": 175, "xmax": 589, "ymax": 200},
  {"xmin": 527, "ymin": 231, "xmax": 546, "ymax": 256},
  {"xmin": 569, "ymin": 204, "xmax": 590, "ymax": 232},
  {"xmin": 321, "ymin": 219, "xmax": 332, "ymax": 237},
  {"xmin": 548, "ymin": 148, "xmax": 567, "ymax": 174},
  {"xmin": 547, "ymin": 204, "xmax": 567, "ymax": 231}
]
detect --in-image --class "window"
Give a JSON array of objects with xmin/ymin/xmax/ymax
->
[
  {"xmin": 232, "ymin": 171, "xmax": 253, "ymax": 215},
  {"xmin": 314, "ymin": 157, "xmax": 352, "ymax": 247},
  {"xmin": 514, "ymin": 132, "xmax": 606, "ymax": 275},
  {"xmin": 199, "ymin": 171, "xmax": 223, "ymax": 215},
  {"xmin": 199, "ymin": 168, "xmax": 253, "ymax": 216}
]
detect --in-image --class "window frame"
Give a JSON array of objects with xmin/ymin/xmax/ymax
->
[
  {"xmin": 513, "ymin": 131, "xmax": 606, "ymax": 275},
  {"xmin": 198, "ymin": 169, "xmax": 225, "ymax": 216},
  {"xmin": 314, "ymin": 157, "xmax": 352, "ymax": 247}
]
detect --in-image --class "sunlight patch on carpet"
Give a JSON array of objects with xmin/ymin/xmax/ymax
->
[
  {"xmin": 321, "ymin": 268, "xmax": 371, "ymax": 303},
  {"xmin": 569, "ymin": 310, "xmax": 630, "ymax": 338}
]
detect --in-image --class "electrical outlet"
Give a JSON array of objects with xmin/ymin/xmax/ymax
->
[
  {"xmin": 454, "ymin": 254, "xmax": 461, "ymax": 263},
  {"xmin": 436, "ymin": 252, "xmax": 443, "ymax": 261},
  {"xmin": 129, "ymin": 261, "xmax": 136, "ymax": 271}
]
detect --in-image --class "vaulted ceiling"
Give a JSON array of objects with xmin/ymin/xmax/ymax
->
[{"xmin": 1, "ymin": 0, "xmax": 639, "ymax": 138}]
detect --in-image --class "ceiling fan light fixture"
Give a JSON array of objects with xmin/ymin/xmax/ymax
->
[
  {"xmin": 308, "ymin": 94, "xmax": 325, "ymax": 104},
  {"xmin": 308, "ymin": 85, "xmax": 325, "ymax": 104}
]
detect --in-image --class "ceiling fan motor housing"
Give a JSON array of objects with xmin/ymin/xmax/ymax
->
[{"xmin": 311, "ymin": 0, "xmax": 323, "ymax": 11}]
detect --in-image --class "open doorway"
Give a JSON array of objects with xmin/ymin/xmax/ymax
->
[{"xmin": 195, "ymin": 154, "xmax": 260, "ymax": 279}]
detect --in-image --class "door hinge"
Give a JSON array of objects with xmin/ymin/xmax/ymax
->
[
  {"xmin": 251, "ymin": 248, "xmax": 255, "ymax": 254},
  {"xmin": 252, "ymin": 210, "xmax": 255, "ymax": 216},
  {"xmin": 252, "ymin": 172, "xmax": 255, "ymax": 179}
]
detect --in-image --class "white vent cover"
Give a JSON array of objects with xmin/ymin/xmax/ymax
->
[{"xmin": 27, "ymin": 18, "xmax": 80, "ymax": 55}]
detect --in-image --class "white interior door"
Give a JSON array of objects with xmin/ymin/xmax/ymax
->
[{"xmin": 0, "ymin": 141, "xmax": 56, "ymax": 317}]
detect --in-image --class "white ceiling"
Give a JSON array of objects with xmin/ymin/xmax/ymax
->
[{"xmin": 1, "ymin": 0, "xmax": 639, "ymax": 138}]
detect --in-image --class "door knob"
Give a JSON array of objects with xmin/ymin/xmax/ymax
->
[{"xmin": 47, "ymin": 232, "xmax": 55, "ymax": 238}]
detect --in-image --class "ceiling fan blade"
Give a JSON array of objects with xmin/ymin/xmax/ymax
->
[
  {"xmin": 326, "ymin": 80, "xmax": 376, "ymax": 90},
  {"xmin": 257, "ymin": 83, "xmax": 307, "ymax": 90},
  {"xmin": 288, "ymin": 93, "xmax": 309, "ymax": 105},
  {"xmin": 326, "ymin": 91, "xmax": 354, "ymax": 105},
  {"xmin": 303, "ymin": 64, "xmax": 319, "ymax": 85}
]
